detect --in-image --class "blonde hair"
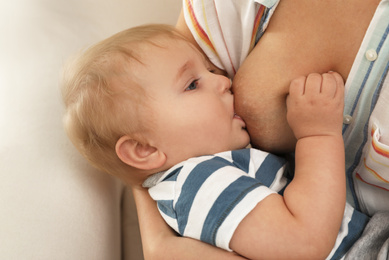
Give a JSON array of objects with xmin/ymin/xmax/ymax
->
[{"xmin": 61, "ymin": 24, "xmax": 184, "ymax": 180}]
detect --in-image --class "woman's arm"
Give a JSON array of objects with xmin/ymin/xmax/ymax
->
[
  {"xmin": 132, "ymin": 187, "xmax": 247, "ymax": 260},
  {"xmin": 230, "ymin": 72, "xmax": 346, "ymax": 260}
]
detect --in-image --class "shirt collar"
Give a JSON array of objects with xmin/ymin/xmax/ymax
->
[
  {"xmin": 142, "ymin": 171, "xmax": 166, "ymax": 188},
  {"xmin": 254, "ymin": 0, "xmax": 279, "ymax": 8}
]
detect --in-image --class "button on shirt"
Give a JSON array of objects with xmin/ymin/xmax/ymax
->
[
  {"xmin": 365, "ymin": 49, "xmax": 378, "ymax": 61},
  {"xmin": 342, "ymin": 0, "xmax": 389, "ymax": 215}
]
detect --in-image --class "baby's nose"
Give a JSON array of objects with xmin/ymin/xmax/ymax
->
[{"xmin": 217, "ymin": 76, "xmax": 232, "ymax": 93}]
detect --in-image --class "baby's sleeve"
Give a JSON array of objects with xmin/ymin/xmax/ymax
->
[
  {"xmin": 150, "ymin": 153, "xmax": 277, "ymax": 251},
  {"xmin": 148, "ymin": 176, "xmax": 180, "ymax": 234}
]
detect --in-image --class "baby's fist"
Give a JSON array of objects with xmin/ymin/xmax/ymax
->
[{"xmin": 286, "ymin": 72, "xmax": 345, "ymax": 140}]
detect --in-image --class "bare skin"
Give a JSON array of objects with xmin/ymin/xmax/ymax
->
[
  {"xmin": 232, "ymin": 0, "xmax": 380, "ymax": 153},
  {"xmin": 176, "ymin": 0, "xmax": 380, "ymax": 153}
]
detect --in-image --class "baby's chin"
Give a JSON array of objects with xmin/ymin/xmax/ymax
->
[{"xmin": 232, "ymin": 139, "xmax": 251, "ymax": 151}]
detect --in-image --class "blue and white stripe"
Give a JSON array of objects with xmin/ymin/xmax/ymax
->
[
  {"xmin": 327, "ymin": 204, "xmax": 369, "ymax": 259},
  {"xmin": 149, "ymin": 149, "xmax": 286, "ymax": 250},
  {"xmin": 148, "ymin": 148, "xmax": 369, "ymax": 258}
]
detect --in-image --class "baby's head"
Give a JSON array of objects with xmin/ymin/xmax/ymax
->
[
  {"xmin": 61, "ymin": 24, "xmax": 177, "ymax": 184},
  {"xmin": 62, "ymin": 24, "xmax": 249, "ymax": 186}
]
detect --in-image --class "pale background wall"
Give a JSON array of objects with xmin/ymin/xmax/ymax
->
[{"xmin": 0, "ymin": 0, "xmax": 180, "ymax": 259}]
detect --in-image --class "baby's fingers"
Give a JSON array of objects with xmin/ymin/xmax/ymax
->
[
  {"xmin": 289, "ymin": 76, "xmax": 306, "ymax": 97},
  {"xmin": 321, "ymin": 73, "xmax": 337, "ymax": 97},
  {"xmin": 321, "ymin": 72, "xmax": 345, "ymax": 99},
  {"xmin": 304, "ymin": 73, "xmax": 322, "ymax": 95},
  {"xmin": 330, "ymin": 71, "xmax": 345, "ymax": 99}
]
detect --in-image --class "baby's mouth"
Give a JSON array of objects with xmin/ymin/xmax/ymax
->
[{"xmin": 233, "ymin": 113, "xmax": 246, "ymax": 129}]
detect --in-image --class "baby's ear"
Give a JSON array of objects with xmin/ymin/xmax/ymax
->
[{"xmin": 115, "ymin": 136, "xmax": 166, "ymax": 171}]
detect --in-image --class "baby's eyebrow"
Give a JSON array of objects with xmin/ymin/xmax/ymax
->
[{"xmin": 175, "ymin": 60, "xmax": 192, "ymax": 83}]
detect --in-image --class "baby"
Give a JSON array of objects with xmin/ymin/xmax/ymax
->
[{"xmin": 61, "ymin": 24, "xmax": 369, "ymax": 259}]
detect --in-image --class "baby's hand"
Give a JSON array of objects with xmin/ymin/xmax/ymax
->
[{"xmin": 286, "ymin": 72, "xmax": 345, "ymax": 140}]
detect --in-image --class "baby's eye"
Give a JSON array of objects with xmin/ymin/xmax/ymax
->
[{"xmin": 185, "ymin": 80, "xmax": 198, "ymax": 91}]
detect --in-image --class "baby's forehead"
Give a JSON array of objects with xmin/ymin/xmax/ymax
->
[
  {"xmin": 121, "ymin": 35, "xmax": 205, "ymax": 81},
  {"xmin": 140, "ymin": 36, "xmax": 203, "ymax": 63},
  {"xmin": 124, "ymin": 37, "xmax": 195, "ymax": 78}
]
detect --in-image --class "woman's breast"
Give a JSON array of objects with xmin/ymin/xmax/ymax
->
[{"xmin": 232, "ymin": 0, "xmax": 378, "ymax": 153}]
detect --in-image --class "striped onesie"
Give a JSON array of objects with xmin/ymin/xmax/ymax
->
[{"xmin": 145, "ymin": 149, "xmax": 369, "ymax": 259}]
